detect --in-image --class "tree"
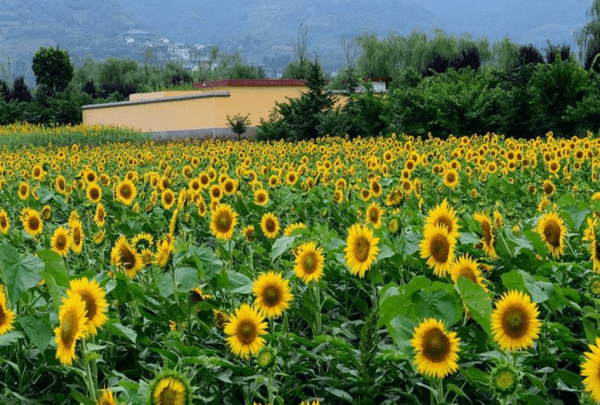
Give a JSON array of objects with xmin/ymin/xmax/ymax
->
[
  {"xmin": 0, "ymin": 79, "xmax": 10, "ymax": 102},
  {"xmin": 209, "ymin": 46, "xmax": 220, "ymax": 71},
  {"xmin": 11, "ymin": 76, "xmax": 33, "ymax": 102},
  {"xmin": 576, "ymin": 0, "xmax": 600, "ymax": 62},
  {"xmin": 32, "ymin": 46, "xmax": 74, "ymax": 94},
  {"xmin": 226, "ymin": 113, "xmax": 251, "ymax": 140}
]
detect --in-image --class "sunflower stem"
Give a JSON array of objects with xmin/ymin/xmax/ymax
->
[
  {"xmin": 436, "ymin": 378, "xmax": 445, "ymax": 403},
  {"xmin": 498, "ymin": 230, "xmax": 513, "ymax": 258},
  {"xmin": 81, "ymin": 339, "xmax": 97, "ymax": 401},
  {"xmin": 565, "ymin": 237, "xmax": 577, "ymax": 258},
  {"xmin": 313, "ymin": 282, "xmax": 322, "ymax": 336}
]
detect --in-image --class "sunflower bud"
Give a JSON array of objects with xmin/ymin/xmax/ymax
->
[
  {"xmin": 490, "ymin": 363, "xmax": 520, "ymax": 398},
  {"xmin": 256, "ymin": 345, "xmax": 277, "ymax": 370}
]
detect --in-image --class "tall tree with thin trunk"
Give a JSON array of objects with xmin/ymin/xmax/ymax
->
[{"xmin": 576, "ymin": 0, "xmax": 600, "ymax": 63}]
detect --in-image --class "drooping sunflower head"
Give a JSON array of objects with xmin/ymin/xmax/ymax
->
[
  {"xmin": 419, "ymin": 223, "xmax": 456, "ymax": 277},
  {"xmin": 54, "ymin": 295, "xmax": 88, "ymax": 366},
  {"xmin": 450, "ymin": 254, "xmax": 488, "ymax": 291},
  {"xmin": 425, "ymin": 199, "xmax": 460, "ymax": 238},
  {"xmin": 69, "ymin": 219, "xmax": 84, "ymax": 255},
  {"xmin": 242, "ymin": 225, "xmax": 255, "ymax": 242},
  {"xmin": 189, "ymin": 287, "xmax": 213, "ymax": 303},
  {"xmin": 148, "ymin": 369, "xmax": 193, "ymax": 405},
  {"xmin": 490, "ymin": 290, "xmax": 541, "ymax": 352},
  {"xmin": 224, "ymin": 303, "xmax": 268, "ymax": 359},
  {"xmin": 67, "ymin": 277, "xmax": 108, "ymax": 336},
  {"xmin": 94, "ymin": 203, "xmax": 106, "ymax": 227},
  {"xmin": 260, "ymin": 212, "xmax": 280, "ymax": 239},
  {"xmin": 581, "ymin": 337, "xmax": 600, "ymax": 404},
  {"xmin": 473, "ymin": 212, "xmax": 497, "ymax": 258},
  {"xmin": 283, "ymin": 222, "xmax": 306, "ymax": 237},
  {"xmin": 51, "ymin": 226, "xmax": 71, "ymax": 257},
  {"xmin": 537, "ymin": 211, "xmax": 567, "ymax": 258},
  {"xmin": 154, "ymin": 238, "xmax": 174, "ymax": 269},
  {"xmin": 0, "ymin": 287, "xmax": 16, "ymax": 335},
  {"xmin": 252, "ymin": 271, "xmax": 293, "ymax": 319},
  {"xmin": 209, "ymin": 203, "xmax": 238, "ymax": 241},
  {"xmin": 294, "ymin": 241, "xmax": 325, "ymax": 284},
  {"xmin": 344, "ymin": 223, "xmax": 380, "ymax": 278},
  {"xmin": 110, "ymin": 236, "xmax": 143, "ymax": 278},
  {"xmin": 0, "ymin": 209, "xmax": 10, "ymax": 235},
  {"xmin": 97, "ymin": 388, "xmax": 117, "ymax": 405},
  {"xmin": 411, "ymin": 318, "xmax": 461, "ymax": 379}
]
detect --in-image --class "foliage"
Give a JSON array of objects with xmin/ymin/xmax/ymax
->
[
  {"xmin": 257, "ymin": 59, "xmax": 335, "ymax": 141},
  {"xmin": 31, "ymin": 46, "xmax": 74, "ymax": 95},
  {"xmin": 383, "ymin": 67, "xmax": 503, "ymax": 138},
  {"xmin": 226, "ymin": 113, "xmax": 252, "ymax": 141}
]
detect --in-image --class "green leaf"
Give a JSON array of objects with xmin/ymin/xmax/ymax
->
[
  {"xmin": 387, "ymin": 315, "xmax": 418, "ymax": 356},
  {"xmin": 0, "ymin": 244, "xmax": 45, "ymax": 303},
  {"xmin": 271, "ymin": 236, "xmax": 297, "ymax": 262},
  {"xmin": 459, "ymin": 232, "xmax": 481, "ymax": 245},
  {"xmin": 38, "ymin": 249, "xmax": 69, "ymax": 287},
  {"xmin": 501, "ymin": 269, "xmax": 553, "ymax": 303},
  {"xmin": 156, "ymin": 271, "xmax": 174, "ymax": 298},
  {"xmin": 411, "ymin": 287, "xmax": 461, "ymax": 327},
  {"xmin": 226, "ymin": 270, "xmax": 253, "ymax": 294},
  {"xmin": 0, "ymin": 331, "xmax": 25, "ymax": 346},
  {"xmin": 175, "ymin": 267, "xmax": 198, "ymax": 292},
  {"xmin": 20, "ymin": 316, "xmax": 53, "ymax": 353},
  {"xmin": 107, "ymin": 321, "xmax": 137, "ymax": 343},
  {"xmin": 377, "ymin": 243, "xmax": 395, "ymax": 260},
  {"xmin": 70, "ymin": 388, "xmax": 95, "ymax": 405},
  {"xmin": 324, "ymin": 387, "xmax": 353, "ymax": 403},
  {"xmin": 456, "ymin": 277, "xmax": 492, "ymax": 336}
]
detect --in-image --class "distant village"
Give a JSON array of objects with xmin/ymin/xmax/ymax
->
[{"xmin": 119, "ymin": 28, "xmax": 293, "ymax": 76}]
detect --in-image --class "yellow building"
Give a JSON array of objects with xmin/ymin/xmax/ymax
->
[{"xmin": 82, "ymin": 79, "xmax": 346, "ymax": 139}]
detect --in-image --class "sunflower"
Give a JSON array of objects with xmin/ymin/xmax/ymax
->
[
  {"xmin": 94, "ymin": 203, "xmax": 106, "ymax": 227},
  {"xmin": 490, "ymin": 290, "xmax": 541, "ymax": 352},
  {"xmin": 189, "ymin": 287, "xmax": 213, "ymax": 303},
  {"xmin": 369, "ymin": 178, "xmax": 382, "ymax": 197},
  {"xmin": 344, "ymin": 223, "xmax": 380, "ymax": 278},
  {"xmin": 54, "ymin": 294, "xmax": 88, "ymax": 366},
  {"xmin": 224, "ymin": 303, "xmax": 268, "ymax": 359},
  {"xmin": 419, "ymin": 224, "xmax": 456, "ymax": 277},
  {"xmin": 69, "ymin": 219, "xmax": 84, "ymax": 255},
  {"xmin": 584, "ymin": 219, "xmax": 600, "ymax": 273},
  {"xmin": 260, "ymin": 212, "xmax": 280, "ymax": 239},
  {"xmin": 283, "ymin": 222, "xmax": 306, "ymax": 237},
  {"xmin": 51, "ymin": 226, "xmax": 71, "ymax": 257},
  {"xmin": 213, "ymin": 309, "xmax": 230, "ymax": 329},
  {"xmin": 0, "ymin": 209, "xmax": 10, "ymax": 235},
  {"xmin": 155, "ymin": 237, "xmax": 174, "ymax": 269},
  {"xmin": 443, "ymin": 169, "xmax": 460, "ymax": 189},
  {"xmin": 365, "ymin": 202, "xmax": 384, "ymax": 229},
  {"xmin": 97, "ymin": 389, "xmax": 117, "ymax": 405},
  {"xmin": 425, "ymin": 199, "xmax": 460, "ymax": 239},
  {"xmin": 294, "ymin": 241, "xmax": 325, "ymax": 284},
  {"xmin": 473, "ymin": 212, "xmax": 497, "ymax": 258},
  {"xmin": 252, "ymin": 271, "xmax": 293, "ymax": 318},
  {"xmin": 542, "ymin": 179, "xmax": 555, "ymax": 197},
  {"xmin": 132, "ymin": 232, "xmax": 154, "ymax": 250},
  {"xmin": 537, "ymin": 211, "xmax": 567, "ymax": 258},
  {"xmin": 110, "ymin": 236, "xmax": 144, "ymax": 278},
  {"xmin": 18, "ymin": 182, "xmax": 29, "ymax": 200},
  {"xmin": 411, "ymin": 318, "xmax": 461, "ymax": 379},
  {"xmin": 385, "ymin": 188, "xmax": 403, "ymax": 206},
  {"xmin": 21, "ymin": 208, "xmax": 43, "ymax": 239},
  {"xmin": 161, "ymin": 189, "xmax": 176, "ymax": 210},
  {"xmin": 115, "ymin": 179, "xmax": 137, "ymax": 206},
  {"xmin": 450, "ymin": 254, "xmax": 488, "ymax": 291},
  {"xmin": 86, "ymin": 183, "xmax": 102, "ymax": 203},
  {"xmin": 210, "ymin": 203, "xmax": 238, "ymax": 240},
  {"xmin": 0, "ymin": 287, "xmax": 16, "ymax": 335},
  {"xmin": 67, "ymin": 278, "xmax": 108, "ymax": 336},
  {"xmin": 149, "ymin": 370, "xmax": 192, "ymax": 405},
  {"xmin": 242, "ymin": 225, "xmax": 255, "ymax": 242},
  {"xmin": 581, "ymin": 337, "xmax": 600, "ymax": 403},
  {"xmin": 93, "ymin": 229, "xmax": 106, "ymax": 245},
  {"xmin": 209, "ymin": 184, "xmax": 223, "ymax": 201},
  {"xmin": 254, "ymin": 188, "xmax": 269, "ymax": 206},
  {"xmin": 223, "ymin": 178, "xmax": 238, "ymax": 195}
]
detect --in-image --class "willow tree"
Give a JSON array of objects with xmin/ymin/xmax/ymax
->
[{"xmin": 576, "ymin": 0, "xmax": 600, "ymax": 67}]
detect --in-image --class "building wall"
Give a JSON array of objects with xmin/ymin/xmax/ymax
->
[{"xmin": 82, "ymin": 86, "xmax": 349, "ymax": 138}]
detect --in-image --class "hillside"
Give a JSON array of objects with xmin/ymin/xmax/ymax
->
[{"xmin": 0, "ymin": 0, "xmax": 150, "ymax": 86}]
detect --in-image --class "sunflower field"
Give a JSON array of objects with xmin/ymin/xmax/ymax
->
[{"xmin": 1, "ymin": 127, "xmax": 600, "ymax": 405}]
